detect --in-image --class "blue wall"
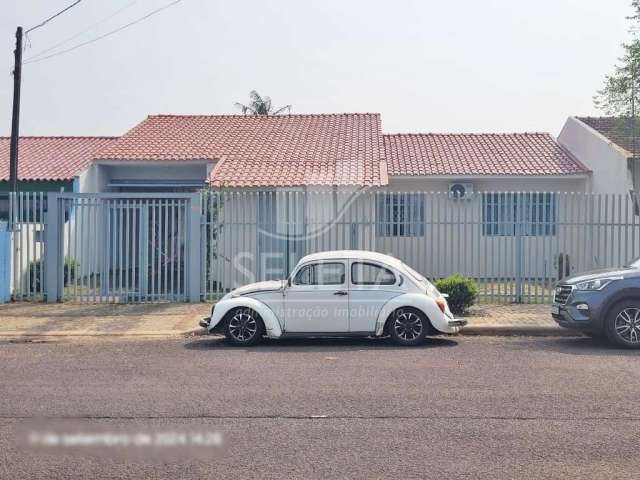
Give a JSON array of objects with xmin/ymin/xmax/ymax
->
[{"xmin": 0, "ymin": 221, "xmax": 10, "ymax": 303}]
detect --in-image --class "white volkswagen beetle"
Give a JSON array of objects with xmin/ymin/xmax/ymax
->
[{"xmin": 200, "ymin": 250, "xmax": 466, "ymax": 346}]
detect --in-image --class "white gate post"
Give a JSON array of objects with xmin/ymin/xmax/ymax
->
[
  {"xmin": 187, "ymin": 193, "xmax": 202, "ymax": 302},
  {"xmin": 44, "ymin": 193, "xmax": 61, "ymax": 303},
  {"xmin": 0, "ymin": 221, "xmax": 10, "ymax": 303}
]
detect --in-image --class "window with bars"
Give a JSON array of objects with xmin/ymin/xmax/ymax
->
[
  {"xmin": 482, "ymin": 193, "xmax": 557, "ymax": 236},
  {"xmin": 376, "ymin": 193, "xmax": 425, "ymax": 237}
]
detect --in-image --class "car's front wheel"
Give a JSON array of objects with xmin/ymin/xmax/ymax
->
[
  {"xmin": 224, "ymin": 307, "xmax": 265, "ymax": 346},
  {"xmin": 605, "ymin": 300, "xmax": 640, "ymax": 349},
  {"xmin": 388, "ymin": 308, "xmax": 429, "ymax": 346}
]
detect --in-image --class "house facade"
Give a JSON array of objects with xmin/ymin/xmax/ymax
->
[{"xmin": 8, "ymin": 113, "xmax": 633, "ymax": 304}]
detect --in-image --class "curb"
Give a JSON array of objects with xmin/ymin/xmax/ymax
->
[
  {"xmin": 0, "ymin": 326, "xmax": 577, "ymax": 338},
  {"xmin": 0, "ymin": 330, "xmax": 204, "ymax": 338},
  {"xmin": 182, "ymin": 327, "xmax": 208, "ymax": 337}
]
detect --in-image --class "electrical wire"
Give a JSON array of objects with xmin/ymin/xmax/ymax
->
[
  {"xmin": 25, "ymin": 0, "xmax": 138, "ymax": 62},
  {"xmin": 25, "ymin": 0, "xmax": 83, "ymax": 34},
  {"xmin": 24, "ymin": 0, "xmax": 186, "ymax": 65}
]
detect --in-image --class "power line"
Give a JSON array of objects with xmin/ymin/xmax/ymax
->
[
  {"xmin": 25, "ymin": 0, "xmax": 83, "ymax": 34},
  {"xmin": 24, "ymin": 0, "xmax": 186, "ymax": 65},
  {"xmin": 25, "ymin": 1, "xmax": 138, "ymax": 62}
]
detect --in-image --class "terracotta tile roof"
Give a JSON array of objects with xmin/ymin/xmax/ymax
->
[
  {"xmin": 97, "ymin": 114, "xmax": 387, "ymax": 187},
  {"xmin": 576, "ymin": 116, "xmax": 640, "ymax": 157},
  {"xmin": 0, "ymin": 136, "xmax": 118, "ymax": 181},
  {"xmin": 383, "ymin": 133, "xmax": 589, "ymax": 176}
]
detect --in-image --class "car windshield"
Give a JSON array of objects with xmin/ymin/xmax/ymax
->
[{"xmin": 629, "ymin": 257, "xmax": 640, "ymax": 269}]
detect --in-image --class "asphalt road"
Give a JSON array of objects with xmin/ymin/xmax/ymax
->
[{"xmin": 1, "ymin": 334, "xmax": 639, "ymax": 479}]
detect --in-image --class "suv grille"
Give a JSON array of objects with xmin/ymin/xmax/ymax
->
[{"xmin": 554, "ymin": 285, "xmax": 573, "ymax": 304}]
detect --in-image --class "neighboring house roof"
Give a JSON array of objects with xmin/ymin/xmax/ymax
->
[
  {"xmin": 383, "ymin": 132, "xmax": 589, "ymax": 176},
  {"xmin": 576, "ymin": 116, "xmax": 640, "ymax": 157},
  {"xmin": 0, "ymin": 136, "xmax": 118, "ymax": 181},
  {"xmin": 96, "ymin": 114, "xmax": 387, "ymax": 187}
]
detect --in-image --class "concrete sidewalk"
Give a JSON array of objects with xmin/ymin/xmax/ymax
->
[
  {"xmin": 462, "ymin": 304, "xmax": 570, "ymax": 336},
  {"xmin": 0, "ymin": 302, "xmax": 572, "ymax": 338},
  {"xmin": 0, "ymin": 303, "xmax": 210, "ymax": 337}
]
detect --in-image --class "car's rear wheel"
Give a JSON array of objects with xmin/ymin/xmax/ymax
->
[
  {"xmin": 224, "ymin": 307, "xmax": 265, "ymax": 346},
  {"xmin": 605, "ymin": 300, "xmax": 640, "ymax": 349},
  {"xmin": 388, "ymin": 308, "xmax": 428, "ymax": 346}
]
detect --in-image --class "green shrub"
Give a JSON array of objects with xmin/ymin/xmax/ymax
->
[{"xmin": 435, "ymin": 275, "xmax": 479, "ymax": 315}]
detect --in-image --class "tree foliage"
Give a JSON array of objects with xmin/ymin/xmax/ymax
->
[
  {"xmin": 235, "ymin": 90, "xmax": 292, "ymax": 115},
  {"xmin": 594, "ymin": 1, "xmax": 640, "ymax": 157},
  {"xmin": 594, "ymin": 41, "xmax": 640, "ymax": 116}
]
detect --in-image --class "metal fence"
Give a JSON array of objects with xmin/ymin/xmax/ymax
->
[
  {"xmin": 7, "ymin": 192, "xmax": 197, "ymax": 303},
  {"xmin": 8, "ymin": 192, "xmax": 46, "ymax": 301},
  {"xmin": 8, "ymin": 190, "xmax": 640, "ymax": 304},
  {"xmin": 58, "ymin": 195, "xmax": 189, "ymax": 303},
  {"xmin": 200, "ymin": 190, "xmax": 640, "ymax": 304}
]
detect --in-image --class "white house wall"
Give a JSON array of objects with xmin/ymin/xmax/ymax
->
[
  {"xmin": 76, "ymin": 164, "xmax": 109, "ymax": 193},
  {"xmin": 558, "ymin": 117, "xmax": 631, "ymax": 194},
  {"xmin": 384, "ymin": 175, "xmax": 589, "ymax": 193}
]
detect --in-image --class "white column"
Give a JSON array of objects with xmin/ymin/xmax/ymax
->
[{"xmin": 187, "ymin": 192, "xmax": 202, "ymax": 302}]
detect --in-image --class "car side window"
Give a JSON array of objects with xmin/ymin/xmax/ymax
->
[
  {"xmin": 351, "ymin": 262, "xmax": 396, "ymax": 286},
  {"xmin": 293, "ymin": 262, "xmax": 345, "ymax": 286}
]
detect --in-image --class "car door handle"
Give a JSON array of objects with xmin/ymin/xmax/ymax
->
[{"xmin": 333, "ymin": 290, "xmax": 348, "ymax": 296}]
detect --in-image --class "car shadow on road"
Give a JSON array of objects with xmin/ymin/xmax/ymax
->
[
  {"xmin": 184, "ymin": 335, "xmax": 458, "ymax": 352},
  {"xmin": 508, "ymin": 335, "xmax": 640, "ymax": 357}
]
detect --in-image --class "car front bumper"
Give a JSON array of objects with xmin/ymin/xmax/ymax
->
[{"xmin": 551, "ymin": 302, "xmax": 599, "ymax": 333}]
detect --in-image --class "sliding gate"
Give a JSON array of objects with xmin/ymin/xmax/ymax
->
[{"xmin": 55, "ymin": 194, "xmax": 192, "ymax": 303}]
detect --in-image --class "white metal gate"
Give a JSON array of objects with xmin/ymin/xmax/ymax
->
[{"xmin": 55, "ymin": 194, "xmax": 192, "ymax": 303}]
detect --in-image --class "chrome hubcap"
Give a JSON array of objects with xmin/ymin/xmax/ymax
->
[
  {"xmin": 229, "ymin": 309, "xmax": 258, "ymax": 341},
  {"xmin": 393, "ymin": 310, "xmax": 423, "ymax": 341},
  {"xmin": 615, "ymin": 307, "xmax": 640, "ymax": 344}
]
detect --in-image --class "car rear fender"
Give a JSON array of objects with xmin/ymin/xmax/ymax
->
[
  {"xmin": 210, "ymin": 297, "xmax": 283, "ymax": 338},
  {"xmin": 375, "ymin": 293, "xmax": 452, "ymax": 336}
]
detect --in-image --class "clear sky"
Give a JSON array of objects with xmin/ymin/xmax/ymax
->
[{"xmin": 0, "ymin": 0, "xmax": 633, "ymax": 137}]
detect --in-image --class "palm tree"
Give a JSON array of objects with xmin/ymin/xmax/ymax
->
[{"xmin": 235, "ymin": 90, "xmax": 291, "ymax": 115}]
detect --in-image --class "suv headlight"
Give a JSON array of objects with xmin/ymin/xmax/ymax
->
[{"xmin": 575, "ymin": 277, "xmax": 622, "ymax": 291}]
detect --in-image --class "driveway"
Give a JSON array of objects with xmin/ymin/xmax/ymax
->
[{"xmin": 1, "ymin": 335, "xmax": 638, "ymax": 479}]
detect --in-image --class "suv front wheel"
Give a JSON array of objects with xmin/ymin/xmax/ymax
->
[{"xmin": 605, "ymin": 300, "xmax": 640, "ymax": 349}]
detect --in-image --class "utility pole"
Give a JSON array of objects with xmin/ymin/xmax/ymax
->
[{"xmin": 9, "ymin": 26, "xmax": 23, "ymax": 194}]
